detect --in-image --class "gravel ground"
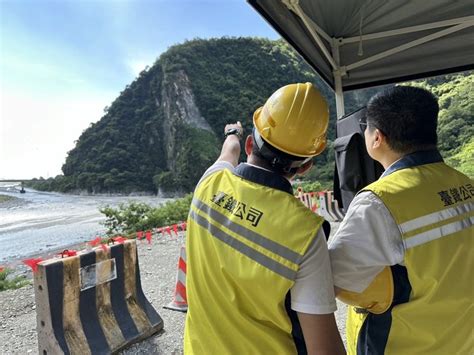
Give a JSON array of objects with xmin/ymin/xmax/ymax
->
[{"xmin": 0, "ymin": 226, "xmax": 347, "ymax": 354}]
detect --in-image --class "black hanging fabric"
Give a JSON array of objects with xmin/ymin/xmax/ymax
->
[{"xmin": 333, "ymin": 108, "xmax": 384, "ymax": 211}]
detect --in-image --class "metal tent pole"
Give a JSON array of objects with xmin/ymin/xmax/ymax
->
[
  {"xmin": 284, "ymin": 0, "xmax": 347, "ymax": 117},
  {"xmin": 334, "ymin": 74, "xmax": 345, "ymax": 119},
  {"xmin": 332, "ymin": 39, "xmax": 345, "ymax": 119}
]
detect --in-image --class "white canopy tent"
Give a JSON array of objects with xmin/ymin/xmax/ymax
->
[{"xmin": 248, "ymin": 0, "xmax": 474, "ymax": 117}]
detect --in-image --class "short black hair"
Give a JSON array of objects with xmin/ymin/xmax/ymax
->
[
  {"xmin": 366, "ymin": 86, "xmax": 439, "ymax": 154},
  {"xmin": 250, "ymin": 134, "xmax": 300, "ymax": 176}
]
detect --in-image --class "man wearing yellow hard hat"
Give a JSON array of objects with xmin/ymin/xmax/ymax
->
[{"xmin": 184, "ymin": 83, "xmax": 345, "ymax": 354}]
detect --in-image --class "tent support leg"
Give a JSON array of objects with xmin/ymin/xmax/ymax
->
[
  {"xmin": 334, "ymin": 73, "xmax": 345, "ymax": 119},
  {"xmin": 331, "ymin": 40, "xmax": 345, "ymax": 119}
]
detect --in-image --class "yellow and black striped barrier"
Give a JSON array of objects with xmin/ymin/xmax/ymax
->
[{"xmin": 34, "ymin": 239, "xmax": 163, "ymax": 354}]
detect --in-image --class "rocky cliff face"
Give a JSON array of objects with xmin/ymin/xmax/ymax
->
[
  {"xmin": 161, "ymin": 69, "xmax": 213, "ymax": 171},
  {"xmin": 58, "ymin": 37, "xmax": 334, "ymax": 194}
]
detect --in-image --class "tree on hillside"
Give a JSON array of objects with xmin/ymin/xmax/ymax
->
[{"xmin": 408, "ymin": 73, "xmax": 473, "ymax": 168}]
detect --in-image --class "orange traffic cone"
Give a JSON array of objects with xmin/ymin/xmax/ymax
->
[{"xmin": 164, "ymin": 245, "xmax": 188, "ymax": 312}]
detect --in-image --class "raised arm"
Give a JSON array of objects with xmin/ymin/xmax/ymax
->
[{"xmin": 217, "ymin": 121, "xmax": 243, "ymax": 167}]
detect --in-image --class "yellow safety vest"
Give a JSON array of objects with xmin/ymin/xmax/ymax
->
[
  {"xmin": 347, "ymin": 161, "xmax": 473, "ymax": 354},
  {"xmin": 184, "ymin": 164, "xmax": 324, "ymax": 354}
]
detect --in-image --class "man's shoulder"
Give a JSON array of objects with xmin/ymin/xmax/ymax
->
[
  {"xmin": 353, "ymin": 190, "xmax": 380, "ymax": 204},
  {"xmin": 208, "ymin": 160, "xmax": 235, "ymax": 173},
  {"xmin": 197, "ymin": 161, "xmax": 234, "ymax": 187}
]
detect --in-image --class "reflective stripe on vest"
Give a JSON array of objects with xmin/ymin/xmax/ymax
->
[
  {"xmin": 184, "ymin": 168, "xmax": 324, "ymax": 355},
  {"xmin": 400, "ymin": 200, "xmax": 473, "ymax": 249},
  {"xmin": 190, "ymin": 198, "xmax": 303, "ymax": 280},
  {"xmin": 347, "ymin": 162, "xmax": 473, "ymax": 355}
]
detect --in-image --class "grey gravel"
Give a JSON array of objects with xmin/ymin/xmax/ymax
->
[{"xmin": 0, "ymin": 225, "xmax": 347, "ymax": 355}]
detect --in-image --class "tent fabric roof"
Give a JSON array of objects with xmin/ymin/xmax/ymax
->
[{"xmin": 249, "ymin": 0, "xmax": 474, "ymax": 91}]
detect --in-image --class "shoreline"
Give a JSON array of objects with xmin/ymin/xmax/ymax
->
[
  {"xmin": 21, "ymin": 186, "xmax": 182, "ymax": 198},
  {"xmin": 0, "ymin": 194, "xmax": 28, "ymax": 209},
  {"xmin": 0, "ymin": 191, "xmax": 175, "ymax": 267}
]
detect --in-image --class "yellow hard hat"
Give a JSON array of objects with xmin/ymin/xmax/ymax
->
[
  {"xmin": 337, "ymin": 266, "xmax": 394, "ymax": 314},
  {"xmin": 253, "ymin": 82, "xmax": 329, "ymax": 158}
]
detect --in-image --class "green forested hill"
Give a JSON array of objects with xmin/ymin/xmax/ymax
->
[
  {"xmin": 409, "ymin": 74, "xmax": 473, "ymax": 177},
  {"xmin": 28, "ymin": 38, "xmax": 473, "ymax": 194}
]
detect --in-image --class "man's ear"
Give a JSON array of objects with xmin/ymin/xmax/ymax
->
[
  {"xmin": 245, "ymin": 135, "xmax": 253, "ymax": 155},
  {"xmin": 372, "ymin": 128, "xmax": 386, "ymax": 149},
  {"xmin": 296, "ymin": 160, "xmax": 313, "ymax": 176}
]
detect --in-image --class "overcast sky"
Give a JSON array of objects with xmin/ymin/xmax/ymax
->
[{"xmin": 0, "ymin": 0, "xmax": 280, "ymax": 179}]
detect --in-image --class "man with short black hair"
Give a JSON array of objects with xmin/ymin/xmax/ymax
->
[
  {"xmin": 329, "ymin": 85, "xmax": 473, "ymax": 354},
  {"xmin": 184, "ymin": 83, "xmax": 345, "ymax": 355},
  {"xmin": 365, "ymin": 86, "xmax": 439, "ymax": 154}
]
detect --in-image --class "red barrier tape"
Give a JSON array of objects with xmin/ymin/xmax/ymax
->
[
  {"xmin": 88, "ymin": 237, "xmax": 102, "ymax": 247},
  {"xmin": 11, "ymin": 222, "xmax": 191, "ymax": 275},
  {"xmin": 113, "ymin": 236, "xmax": 127, "ymax": 244},
  {"xmin": 23, "ymin": 258, "xmax": 43, "ymax": 273},
  {"xmin": 60, "ymin": 250, "xmax": 77, "ymax": 258}
]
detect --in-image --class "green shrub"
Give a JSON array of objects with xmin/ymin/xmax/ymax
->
[
  {"xmin": 146, "ymin": 194, "xmax": 192, "ymax": 228},
  {"xmin": 100, "ymin": 194, "xmax": 192, "ymax": 235},
  {"xmin": 100, "ymin": 202, "xmax": 152, "ymax": 235},
  {"xmin": 0, "ymin": 268, "xmax": 30, "ymax": 292}
]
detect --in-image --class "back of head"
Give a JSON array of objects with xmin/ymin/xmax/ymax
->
[
  {"xmin": 252, "ymin": 82, "xmax": 329, "ymax": 174},
  {"xmin": 366, "ymin": 86, "xmax": 439, "ymax": 154}
]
